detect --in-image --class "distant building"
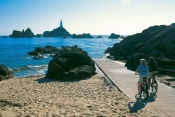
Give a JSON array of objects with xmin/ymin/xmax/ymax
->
[{"xmin": 60, "ymin": 20, "xmax": 63, "ymax": 28}]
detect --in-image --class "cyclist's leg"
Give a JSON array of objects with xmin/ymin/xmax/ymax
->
[
  {"xmin": 153, "ymin": 71, "xmax": 158, "ymax": 79},
  {"xmin": 148, "ymin": 72, "xmax": 153, "ymax": 88},
  {"xmin": 139, "ymin": 75, "xmax": 143, "ymax": 94}
]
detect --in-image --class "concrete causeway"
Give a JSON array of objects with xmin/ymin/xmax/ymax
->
[{"xmin": 94, "ymin": 59, "xmax": 175, "ymax": 116}]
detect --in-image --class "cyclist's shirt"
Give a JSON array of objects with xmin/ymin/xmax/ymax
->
[
  {"xmin": 148, "ymin": 61, "xmax": 158, "ymax": 72},
  {"xmin": 137, "ymin": 64, "xmax": 149, "ymax": 76}
]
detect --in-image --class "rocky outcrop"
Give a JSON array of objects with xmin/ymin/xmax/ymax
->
[
  {"xmin": 3, "ymin": 36, "xmax": 7, "ymax": 38},
  {"xmin": 35, "ymin": 34, "xmax": 42, "ymax": 37},
  {"xmin": 125, "ymin": 53, "xmax": 175, "ymax": 76},
  {"xmin": 108, "ymin": 33, "xmax": 120, "ymax": 39},
  {"xmin": 0, "ymin": 65, "xmax": 14, "ymax": 81},
  {"xmin": 96, "ymin": 36, "xmax": 102, "ymax": 38},
  {"xmin": 106, "ymin": 23, "xmax": 175, "ymax": 75},
  {"xmin": 72, "ymin": 33, "xmax": 94, "ymax": 38},
  {"xmin": 125, "ymin": 53, "xmax": 149, "ymax": 70},
  {"xmin": 28, "ymin": 45, "xmax": 60, "ymax": 56},
  {"xmin": 46, "ymin": 45, "xmax": 96, "ymax": 80},
  {"xmin": 10, "ymin": 28, "xmax": 35, "ymax": 38},
  {"xmin": 43, "ymin": 27, "xmax": 70, "ymax": 37}
]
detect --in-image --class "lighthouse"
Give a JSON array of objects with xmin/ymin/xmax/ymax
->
[{"xmin": 60, "ymin": 20, "xmax": 63, "ymax": 28}]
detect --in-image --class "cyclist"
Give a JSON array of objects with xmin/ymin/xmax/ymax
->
[
  {"xmin": 135, "ymin": 59, "xmax": 149, "ymax": 94},
  {"xmin": 148, "ymin": 57, "xmax": 158, "ymax": 89}
]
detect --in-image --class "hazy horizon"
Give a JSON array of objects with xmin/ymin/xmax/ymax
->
[{"xmin": 0, "ymin": 0, "xmax": 175, "ymax": 35}]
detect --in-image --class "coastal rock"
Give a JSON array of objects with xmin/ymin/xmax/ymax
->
[
  {"xmin": 0, "ymin": 65, "xmax": 14, "ymax": 81},
  {"xmin": 10, "ymin": 28, "xmax": 35, "ymax": 38},
  {"xmin": 156, "ymin": 57, "xmax": 175, "ymax": 69},
  {"xmin": 106, "ymin": 23, "xmax": 175, "ymax": 75},
  {"xmin": 43, "ymin": 27, "xmax": 70, "ymax": 37},
  {"xmin": 28, "ymin": 45, "xmax": 61, "ymax": 56},
  {"xmin": 108, "ymin": 33, "xmax": 120, "ymax": 39},
  {"xmin": 46, "ymin": 45, "xmax": 96, "ymax": 80},
  {"xmin": 35, "ymin": 34, "xmax": 42, "ymax": 37},
  {"xmin": 125, "ymin": 53, "xmax": 149, "ymax": 70},
  {"xmin": 120, "ymin": 36, "xmax": 125, "ymax": 39},
  {"xmin": 72, "ymin": 33, "xmax": 94, "ymax": 38},
  {"xmin": 0, "ymin": 75, "xmax": 6, "ymax": 81},
  {"xmin": 96, "ymin": 36, "xmax": 102, "ymax": 38}
]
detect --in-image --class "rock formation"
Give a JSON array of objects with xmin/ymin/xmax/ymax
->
[
  {"xmin": 96, "ymin": 36, "xmax": 102, "ymax": 38},
  {"xmin": 43, "ymin": 20, "xmax": 71, "ymax": 37},
  {"xmin": 35, "ymin": 34, "xmax": 42, "ymax": 37},
  {"xmin": 10, "ymin": 28, "xmax": 35, "ymax": 38},
  {"xmin": 28, "ymin": 45, "xmax": 60, "ymax": 56},
  {"xmin": 43, "ymin": 27, "xmax": 70, "ymax": 37},
  {"xmin": 105, "ymin": 23, "xmax": 175, "ymax": 76},
  {"xmin": 72, "ymin": 33, "xmax": 94, "ymax": 38},
  {"xmin": 108, "ymin": 33, "xmax": 120, "ymax": 39},
  {"xmin": 0, "ymin": 65, "xmax": 14, "ymax": 81},
  {"xmin": 46, "ymin": 45, "xmax": 96, "ymax": 80}
]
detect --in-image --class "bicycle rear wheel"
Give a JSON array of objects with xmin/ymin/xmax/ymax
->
[
  {"xmin": 152, "ymin": 80, "xmax": 158, "ymax": 94},
  {"xmin": 142, "ymin": 84, "xmax": 149, "ymax": 100}
]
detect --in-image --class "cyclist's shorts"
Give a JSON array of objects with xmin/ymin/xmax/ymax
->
[
  {"xmin": 149, "ymin": 71, "xmax": 158, "ymax": 79},
  {"xmin": 139, "ymin": 75, "xmax": 149, "ymax": 82}
]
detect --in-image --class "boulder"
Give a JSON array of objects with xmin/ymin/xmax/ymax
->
[
  {"xmin": 0, "ymin": 65, "xmax": 14, "ymax": 81},
  {"xmin": 0, "ymin": 75, "xmax": 6, "ymax": 81},
  {"xmin": 46, "ymin": 45, "xmax": 96, "ymax": 80}
]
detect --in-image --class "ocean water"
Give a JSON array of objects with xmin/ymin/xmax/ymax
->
[{"xmin": 0, "ymin": 36, "xmax": 121, "ymax": 77}]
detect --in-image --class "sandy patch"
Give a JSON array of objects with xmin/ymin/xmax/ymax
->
[{"xmin": 0, "ymin": 72, "xmax": 159, "ymax": 117}]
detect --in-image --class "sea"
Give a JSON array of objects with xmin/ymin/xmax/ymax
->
[{"xmin": 0, "ymin": 36, "xmax": 122, "ymax": 78}]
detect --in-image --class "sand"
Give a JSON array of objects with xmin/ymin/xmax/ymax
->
[{"xmin": 0, "ymin": 68, "xmax": 162, "ymax": 117}]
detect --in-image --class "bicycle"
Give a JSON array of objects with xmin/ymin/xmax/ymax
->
[
  {"xmin": 135, "ymin": 77, "xmax": 149, "ymax": 100},
  {"xmin": 151, "ymin": 73, "xmax": 158, "ymax": 94}
]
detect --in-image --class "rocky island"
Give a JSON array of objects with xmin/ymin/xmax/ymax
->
[
  {"xmin": 108, "ymin": 33, "xmax": 120, "ymax": 39},
  {"xmin": 105, "ymin": 23, "xmax": 175, "ymax": 76},
  {"xmin": 10, "ymin": 28, "xmax": 35, "ymax": 38},
  {"xmin": 72, "ymin": 33, "xmax": 94, "ymax": 38},
  {"xmin": 96, "ymin": 35, "xmax": 102, "ymax": 38},
  {"xmin": 9, "ymin": 20, "xmax": 71, "ymax": 38},
  {"xmin": 43, "ymin": 20, "xmax": 71, "ymax": 37}
]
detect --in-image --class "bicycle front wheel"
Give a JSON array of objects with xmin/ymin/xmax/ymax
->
[{"xmin": 142, "ymin": 84, "xmax": 149, "ymax": 100}]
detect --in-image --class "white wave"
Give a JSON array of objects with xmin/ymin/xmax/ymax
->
[{"xmin": 36, "ymin": 69, "xmax": 47, "ymax": 74}]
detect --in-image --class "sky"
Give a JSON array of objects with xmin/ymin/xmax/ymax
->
[{"xmin": 0, "ymin": 0, "xmax": 175, "ymax": 35}]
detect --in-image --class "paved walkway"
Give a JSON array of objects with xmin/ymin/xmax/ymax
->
[{"xmin": 94, "ymin": 59, "xmax": 175, "ymax": 116}]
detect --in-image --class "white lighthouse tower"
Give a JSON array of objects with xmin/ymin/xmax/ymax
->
[{"xmin": 60, "ymin": 20, "xmax": 63, "ymax": 28}]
